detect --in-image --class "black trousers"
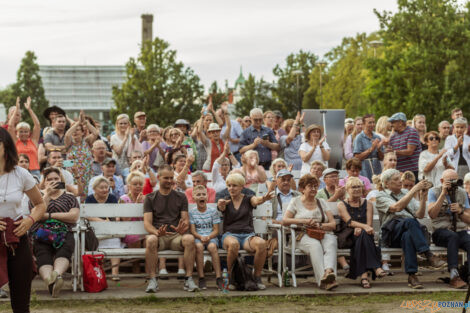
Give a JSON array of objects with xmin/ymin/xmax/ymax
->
[
  {"xmin": 8, "ymin": 235, "xmax": 33, "ymax": 313},
  {"xmin": 432, "ymin": 229, "xmax": 470, "ymax": 272}
]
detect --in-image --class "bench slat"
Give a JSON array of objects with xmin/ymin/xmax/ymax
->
[
  {"xmin": 81, "ymin": 203, "xmax": 144, "ymax": 217},
  {"xmin": 90, "ymin": 221, "xmax": 148, "ymax": 236}
]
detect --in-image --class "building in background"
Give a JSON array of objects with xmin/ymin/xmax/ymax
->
[{"xmin": 39, "ymin": 65, "xmax": 125, "ymax": 134}]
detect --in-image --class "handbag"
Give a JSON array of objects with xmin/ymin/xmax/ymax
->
[
  {"xmin": 82, "ymin": 253, "xmax": 108, "ymax": 293},
  {"xmin": 32, "ymin": 218, "xmax": 68, "ymax": 249},
  {"xmin": 297, "ymin": 199, "xmax": 326, "ymax": 241},
  {"xmin": 83, "ymin": 219, "xmax": 99, "ymax": 251}
]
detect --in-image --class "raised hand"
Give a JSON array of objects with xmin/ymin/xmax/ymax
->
[
  {"xmin": 24, "ymin": 96, "xmax": 32, "ymax": 110},
  {"xmin": 319, "ymin": 136, "xmax": 326, "ymax": 146},
  {"xmin": 186, "ymin": 153, "xmax": 195, "ymax": 165},
  {"xmin": 223, "ymin": 141, "xmax": 230, "ymax": 156},
  {"xmin": 136, "ymin": 192, "xmax": 145, "ymax": 203},
  {"xmin": 299, "ymin": 112, "xmax": 305, "ymax": 124},
  {"xmin": 288, "ymin": 164, "xmax": 294, "ymax": 172}
]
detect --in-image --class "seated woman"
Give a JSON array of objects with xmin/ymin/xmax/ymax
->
[
  {"xmin": 217, "ymin": 173, "xmax": 275, "ymax": 290},
  {"xmin": 268, "ymin": 158, "xmax": 296, "ymax": 190},
  {"xmin": 282, "ymin": 174, "xmax": 338, "ymax": 291},
  {"xmin": 309, "ymin": 160, "xmax": 326, "ymax": 190},
  {"xmin": 129, "ymin": 157, "xmax": 157, "ymax": 195},
  {"xmin": 337, "ymin": 177, "xmax": 386, "ymax": 289},
  {"xmin": 241, "ymin": 150, "xmax": 267, "ymax": 189},
  {"xmin": 32, "ymin": 167, "xmax": 79, "ymax": 297},
  {"xmin": 419, "ymin": 131, "xmax": 453, "ymax": 186},
  {"xmin": 85, "ymin": 177, "xmax": 121, "ymax": 280},
  {"xmin": 339, "ymin": 158, "xmax": 372, "ymax": 196},
  {"xmin": 211, "ymin": 142, "xmax": 240, "ymax": 193}
]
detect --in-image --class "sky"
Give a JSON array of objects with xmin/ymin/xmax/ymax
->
[{"xmin": 0, "ymin": 0, "xmax": 402, "ymax": 91}]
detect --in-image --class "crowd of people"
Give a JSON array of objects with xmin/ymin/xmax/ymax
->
[{"xmin": 2, "ymin": 95, "xmax": 470, "ymax": 312}]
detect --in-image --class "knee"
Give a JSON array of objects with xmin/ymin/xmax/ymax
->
[
  {"xmin": 207, "ymin": 243, "xmax": 217, "ymax": 253},
  {"xmin": 182, "ymin": 235, "xmax": 195, "ymax": 247},
  {"xmin": 254, "ymin": 239, "xmax": 267, "ymax": 252},
  {"xmin": 227, "ymin": 241, "xmax": 240, "ymax": 252},
  {"xmin": 196, "ymin": 243, "xmax": 204, "ymax": 252},
  {"xmin": 146, "ymin": 235, "xmax": 158, "ymax": 249}
]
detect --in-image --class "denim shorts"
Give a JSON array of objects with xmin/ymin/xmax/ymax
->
[
  {"xmin": 222, "ymin": 232, "xmax": 256, "ymax": 249},
  {"xmin": 195, "ymin": 238, "xmax": 219, "ymax": 248}
]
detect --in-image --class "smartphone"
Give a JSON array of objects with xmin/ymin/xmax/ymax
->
[
  {"xmin": 262, "ymin": 134, "xmax": 269, "ymax": 140},
  {"xmin": 63, "ymin": 160, "xmax": 74, "ymax": 168},
  {"xmin": 187, "ymin": 148, "xmax": 193, "ymax": 156},
  {"xmin": 55, "ymin": 182, "xmax": 66, "ymax": 190}
]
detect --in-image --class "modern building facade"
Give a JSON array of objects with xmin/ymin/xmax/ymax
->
[{"xmin": 39, "ymin": 65, "xmax": 126, "ymax": 133}]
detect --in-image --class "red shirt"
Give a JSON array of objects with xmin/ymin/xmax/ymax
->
[{"xmin": 185, "ymin": 187, "xmax": 216, "ymax": 203}]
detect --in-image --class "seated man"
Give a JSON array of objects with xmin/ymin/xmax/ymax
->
[
  {"xmin": 143, "ymin": 165, "xmax": 198, "ymax": 293},
  {"xmin": 376, "ymin": 169, "xmax": 446, "ymax": 289},
  {"xmin": 428, "ymin": 169, "xmax": 470, "ymax": 289},
  {"xmin": 217, "ymin": 173, "xmax": 275, "ymax": 290},
  {"xmin": 189, "ymin": 186, "xmax": 223, "ymax": 290},
  {"xmin": 271, "ymin": 169, "xmax": 300, "ymax": 221},
  {"xmin": 316, "ymin": 168, "xmax": 345, "ymax": 202},
  {"xmin": 185, "ymin": 171, "xmax": 216, "ymax": 203}
]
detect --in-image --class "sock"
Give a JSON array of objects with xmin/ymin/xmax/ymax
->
[{"xmin": 450, "ymin": 268, "xmax": 459, "ymax": 280}]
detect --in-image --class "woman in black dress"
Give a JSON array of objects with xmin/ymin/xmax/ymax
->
[{"xmin": 337, "ymin": 177, "xmax": 386, "ymax": 288}]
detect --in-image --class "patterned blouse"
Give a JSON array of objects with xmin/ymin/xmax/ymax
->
[{"xmin": 67, "ymin": 139, "xmax": 93, "ymax": 201}]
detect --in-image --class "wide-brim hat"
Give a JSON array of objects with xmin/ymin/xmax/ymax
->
[
  {"xmin": 43, "ymin": 106, "xmax": 66, "ymax": 122},
  {"xmin": 208, "ymin": 123, "xmax": 221, "ymax": 132}
]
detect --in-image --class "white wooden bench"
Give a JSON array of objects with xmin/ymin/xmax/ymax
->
[
  {"xmin": 77, "ymin": 201, "xmax": 282, "ymax": 291},
  {"xmin": 283, "ymin": 201, "xmax": 461, "ymax": 288}
]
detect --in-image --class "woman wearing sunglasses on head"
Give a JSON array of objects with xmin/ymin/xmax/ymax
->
[{"xmin": 418, "ymin": 131, "xmax": 454, "ymax": 187}]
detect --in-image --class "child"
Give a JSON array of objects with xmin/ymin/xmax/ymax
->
[{"xmin": 189, "ymin": 185, "xmax": 223, "ymax": 290}]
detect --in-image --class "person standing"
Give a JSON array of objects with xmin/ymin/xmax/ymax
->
[
  {"xmin": 0, "ymin": 127, "xmax": 46, "ymax": 312},
  {"xmin": 444, "ymin": 117, "xmax": 470, "ymax": 179}
]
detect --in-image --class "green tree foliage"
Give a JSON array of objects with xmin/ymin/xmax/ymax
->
[
  {"xmin": 112, "ymin": 37, "xmax": 204, "ymax": 127},
  {"xmin": 234, "ymin": 74, "xmax": 279, "ymax": 117},
  {"xmin": 364, "ymin": 0, "xmax": 470, "ymax": 128},
  {"xmin": 207, "ymin": 81, "xmax": 228, "ymax": 108},
  {"xmin": 1, "ymin": 51, "xmax": 49, "ymax": 126},
  {"xmin": 272, "ymin": 50, "xmax": 318, "ymax": 117}
]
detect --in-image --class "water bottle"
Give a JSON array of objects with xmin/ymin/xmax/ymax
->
[
  {"xmin": 222, "ymin": 268, "xmax": 229, "ymax": 293},
  {"xmin": 203, "ymin": 104, "xmax": 208, "ymax": 116},
  {"xmin": 283, "ymin": 267, "xmax": 291, "ymax": 287}
]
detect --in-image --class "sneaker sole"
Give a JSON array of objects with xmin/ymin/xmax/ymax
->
[
  {"xmin": 408, "ymin": 283, "xmax": 424, "ymax": 289},
  {"xmin": 52, "ymin": 277, "xmax": 64, "ymax": 298}
]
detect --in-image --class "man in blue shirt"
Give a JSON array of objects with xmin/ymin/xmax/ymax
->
[
  {"xmin": 428, "ymin": 169, "xmax": 470, "ymax": 289},
  {"xmin": 271, "ymin": 169, "xmax": 301, "ymax": 221},
  {"xmin": 218, "ymin": 107, "xmax": 244, "ymax": 162},
  {"xmin": 239, "ymin": 108, "xmax": 280, "ymax": 170}
]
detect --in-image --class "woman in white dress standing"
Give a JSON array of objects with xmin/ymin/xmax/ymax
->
[
  {"xmin": 299, "ymin": 124, "xmax": 330, "ymax": 176},
  {"xmin": 0, "ymin": 127, "xmax": 46, "ymax": 313}
]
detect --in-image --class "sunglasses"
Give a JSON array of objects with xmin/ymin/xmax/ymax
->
[
  {"xmin": 350, "ymin": 185, "xmax": 363, "ymax": 189},
  {"xmin": 428, "ymin": 136, "xmax": 440, "ymax": 142}
]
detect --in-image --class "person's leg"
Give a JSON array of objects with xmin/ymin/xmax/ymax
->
[
  {"xmin": 322, "ymin": 234, "xmax": 338, "ymax": 275},
  {"xmin": 195, "ymin": 242, "xmax": 205, "ymax": 278},
  {"xmin": 243, "ymin": 236, "xmax": 267, "ymax": 277},
  {"xmin": 145, "ymin": 235, "xmax": 159, "ymax": 278},
  {"xmin": 53, "ymin": 258, "xmax": 70, "ymax": 276},
  {"xmin": 337, "ymin": 256, "xmax": 349, "ymax": 270},
  {"xmin": 402, "ymin": 219, "xmax": 429, "ymax": 254},
  {"xmin": 458, "ymin": 231, "xmax": 470, "ymax": 278},
  {"xmin": 207, "ymin": 242, "xmax": 221, "ymax": 278},
  {"xmin": 111, "ymin": 258, "xmax": 120, "ymax": 277},
  {"xmin": 181, "ymin": 234, "xmax": 196, "ymax": 277},
  {"xmin": 297, "ymin": 235, "xmax": 325, "ymax": 286},
  {"xmin": 400, "ymin": 230, "xmax": 418, "ymax": 274},
  {"xmin": 8, "ymin": 236, "xmax": 33, "ymax": 313},
  {"xmin": 432, "ymin": 229, "xmax": 459, "ymax": 272},
  {"xmin": 223, "ymin": 235, "xmax": 240, "ymax": 277}
]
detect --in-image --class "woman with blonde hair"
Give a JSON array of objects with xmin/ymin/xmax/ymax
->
[
  {"xmin": 343, "ymin": 117, "xmax": 363, "ymax": 160},
  {"xmin": 412, "ymin": 114, "xmax": 427, "ymax": 150},
  {"xmin": 110, "ymin": 113, "xmax": 142, "ymax": 172},
  {"xmin": 241, "ymin": 150, "xmax": 267, "ymax": 188}
]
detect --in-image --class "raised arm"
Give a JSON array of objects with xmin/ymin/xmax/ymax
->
[
  {"xmin": 64, "ymin": 121, "xmax": 80, "ymax": 150},
  {"xmin": 7, "ymin": 97, "xmax": 20, "ymax": 142},
  {"xmin": 221, "ymin": 107, "xmax": 231, "ymax": 141},
  {"xmin": 24, "ymin": 97, "xmax": 40, "ymax": 146}
]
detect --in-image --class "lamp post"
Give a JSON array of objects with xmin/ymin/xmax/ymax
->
[
  {"xmin": 292, "ymin": 70, "xmax": 303, "ymax": 113},
  {"xmin": 316, "ymin": 62, "xmax": 327, "ymax": 109},
  {"xmin": 369, "ymin": 40, "xmax": 383, "ymax": 58}
]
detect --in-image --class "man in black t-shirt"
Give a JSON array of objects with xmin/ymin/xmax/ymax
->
[{"xmin": 143, "ymin": 165, "xmax": 198, "ymax": 293}]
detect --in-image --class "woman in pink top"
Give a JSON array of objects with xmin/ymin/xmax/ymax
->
[
  {"xmin": 241, "ymin": 150, "xmax": 267, "ymax": 188},
  {"xmin": 339, "ymin": 158, "xmax": 372, "ymax": 196},
  {"xmin": 9, "ymin": 97, "xmax": 41, "ymax": 177}
]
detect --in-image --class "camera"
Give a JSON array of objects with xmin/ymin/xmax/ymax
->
[
  {"xmin": 262, "ymin": 134, "xmax": 269, "ymax": 141},
  {"xmin": 448, "ymin": 179, "xmax": 463, "ymax": 191}
]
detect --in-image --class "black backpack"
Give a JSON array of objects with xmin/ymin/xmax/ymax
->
[{"xmin": 231, "ymin": 256, "xmax": 259, "ymax": 291}]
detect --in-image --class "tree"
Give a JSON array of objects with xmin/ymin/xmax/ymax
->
[
  {"xmin": 364, "ymin": 0, "xmax": 470, "ymax": 128},
  {"xmin": 112, "ymin": 37, "xmax": 204, "ymax": 127},
  {"xmin": 272, "ymin": 50, "xmax": 318, "ymax": 118},
  {"xmin": 234, "ymin": 74, "xmax": 279, "ymax": 117},
  {"xmin": 207, "ymin": 81, "xmax": 228, "ymax": 108},
  {"xmin": 3, "ymin": 51, "xmax": 49, "ymax": 126}
]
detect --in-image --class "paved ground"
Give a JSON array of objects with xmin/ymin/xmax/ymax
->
[{"xmin": 0, "ymin": 270, "xmax": 466, "ymax": 301}]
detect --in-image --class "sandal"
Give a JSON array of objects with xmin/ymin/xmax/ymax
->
[
  {"xmin": 361, "ymin": 278, "xmax": 371, "ymax": 289},
  {"xmin": 375, "ymin": 268, "xmax": 387, "ymax": 278},
  {"xmin": 111, "ymin": 275, "xmax": 121, "ymax": 281}
]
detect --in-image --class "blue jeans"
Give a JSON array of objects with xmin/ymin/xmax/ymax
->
[
  {"xmin": 222, "ymin": 232, "xmax": 255, "ymax": 249},
  {"xmin": 432, "ymin": 229, "xmax": 470, "ymax": 272},
  {"xmin": 195, "ymin": 238, "xmax": 219, "ymax": 248},
  {"xmin": 390, "ymin": 218, "xmax": 429, "ymax": 274}
]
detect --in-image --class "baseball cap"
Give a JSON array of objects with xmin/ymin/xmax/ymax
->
[
  {"xmin": 322, "ymin": 168, "xmax": 339, "ymax": 178},
  {"xmin": 388, "ymin": 112, "xmax": 407, "ymax": 122},
  {"xmin": 134, "ymin": 111, "xmax": 146, "ymax": 118},
  {"xmin": 102, "ymin": 158, "xmax": 117, "ymax": 166},
  {"xmin": 276, "ymin": 169, "xmax": 293, "ymax": 179}
]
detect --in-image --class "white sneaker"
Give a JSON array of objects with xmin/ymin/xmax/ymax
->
[
  {"xmin": 145, "ymin": 278, "xmax": 158, "ymax": 293},
  {"xmin": 382, "ymin": 263, "xmax": 391, "ymax": 272},
  {"xmin": 177, "ymin": 269, "xmax": 186, "ymax": 275},
  {"xmin": 159, "ymin": 269, "xmax": 169, "ymax": 275},
  {"xmin": 184, "ymin": 277, "xmax": 199, "ymax": 292}
]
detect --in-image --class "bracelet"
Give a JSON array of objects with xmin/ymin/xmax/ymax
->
[{"xmin": 27, "ymin": 215, "xmax": 35, "ymax": 224}]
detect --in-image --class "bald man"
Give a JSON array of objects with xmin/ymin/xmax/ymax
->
[
  {"xmin": 91, "ymin": 140, "xmax": 122, "ymax": 177},
  {"xmin": 428, "ymin": 169, "xmax": 470, "ymax": 289}
]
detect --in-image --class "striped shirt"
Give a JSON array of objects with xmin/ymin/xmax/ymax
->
[
  {"xmin": 389, "ymin": 126, "xmax": 422, "ymax": 172},
  {"xmin": 30, "ymin": 192, "xmax": 79, "ymax": 231},
  {"xmin": 189, "ymin": 206, "xmax": 221, "ymax": 237}
]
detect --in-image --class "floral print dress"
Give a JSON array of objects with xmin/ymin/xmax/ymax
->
[{"xmin": 67, "ymin": 139, "xmax": 93, "ymax": 201}]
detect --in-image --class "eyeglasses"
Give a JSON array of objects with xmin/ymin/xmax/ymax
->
[
  {"xmin": 350, "ymin": 185, "xmax": 363, "ymax": 189},
  {"xmin": 252, "ymin": 118, "xmax": 263, "ymax": 122},
  {"xmin": 428, "ymin": 137, "xmax": 440, "ymax": 142}
]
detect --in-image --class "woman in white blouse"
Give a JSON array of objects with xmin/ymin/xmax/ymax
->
[
  {"xmin": 110, "ymin": 114, "xmax": 143, "ymax": 173},
  {"xmin": 419, "ymin": 131, "xmax": 453, "ymax": 186},
  {"xmin": 299, "ymin": 124, "xmax": 330, "ymax": 176},
  {"xmin": 0, "ymin": 128, "xmax": 46, "ymax": 313},
  {"xmin": 211, "ymin": 142, "xmax": 240, "ymax": 193},
  {"xmin": 444, "ymin": 117, "xmax": 470, "ymax": 178},
  {"xmin": 283, "ymin": 174, "xmax": 338, "ymax": 290}
]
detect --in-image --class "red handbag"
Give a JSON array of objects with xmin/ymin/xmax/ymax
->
[{"xmin": 82, "ymin": 254, "xmax": 108, "ymax": 293}]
